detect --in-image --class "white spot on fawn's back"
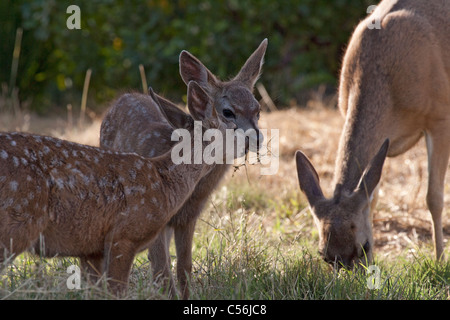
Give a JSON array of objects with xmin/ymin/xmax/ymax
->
[
  {"xmin": 151, "ymin": 181, "xmax": 160, "ymax": 190},
  {"xmin": 9, "ymin": 181, "xmax": 18, "ymax": 191},
  {"xmin": 129, "ymin": 169, "xmax": 137, "ymax": 180},
  {"xmin": 0, "ymin": 150, "xmax": 8, "ymax": 159},
  {"xmin": 135, "ymin": 159, "xmax": 144, "ymax": 170},
  {"xmin": 12, "ymin": 157, "xmax": 19, "ymax": 167}
]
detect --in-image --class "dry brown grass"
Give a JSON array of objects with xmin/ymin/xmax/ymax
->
[{"xmin": 1, "ymin": 103, "xmax": 449, "ymax": 262}]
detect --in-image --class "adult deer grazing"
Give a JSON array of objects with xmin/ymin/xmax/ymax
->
[
  {"xmin": 0, "ymin": 80, "xmax": 237, "ymax": 295},
  {"xmin": 295, "ymin": 0, "xmax": 449, "ymax": 268},
  {"xmin": 100, "ymin": 39, "xmax": 268, "ymax": 298}
]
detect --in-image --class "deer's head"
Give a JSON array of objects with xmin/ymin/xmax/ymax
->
[
  {"xmin": 295, "ymin": 140, "xmax": 389, "ymax": 268},
  {"xmin": 179, "ymin": 39, "xmax": 268, "ymax": 157}
]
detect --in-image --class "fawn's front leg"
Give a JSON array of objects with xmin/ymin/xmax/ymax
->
[
  {"xmin": 174, "ymin": 219, "xmax": 197, "ymax": 300},
  {"xmin": 147, "ymin": 226, "xmax": 177, "ymax": 298},
  {"xmin": 103, "ymin": 239, "xmax": 136, "ymax": 296}
]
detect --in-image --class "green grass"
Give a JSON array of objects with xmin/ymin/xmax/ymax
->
[
  {"xmin": 1, "ymin": 185, "xmax": 449, "ymax": 300},
  {"xmin": 189, "ymin": 208, "xmax": 449, "ymax": 300}
]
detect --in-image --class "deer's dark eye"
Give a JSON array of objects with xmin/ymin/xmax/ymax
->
[{"xmin": 222, "ymin": 109, "xmax": 235, "ymax": 119}]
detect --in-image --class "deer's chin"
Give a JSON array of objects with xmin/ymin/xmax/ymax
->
[{"xmin": 244, "ymin": 136, "xmax": 262, "ymax": 154}]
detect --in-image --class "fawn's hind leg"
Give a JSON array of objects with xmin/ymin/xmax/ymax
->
[
  {"xmin": 0, "ymin": 211, "xmax": 46, "ymax": 269},
  {"xmin": 80, "ymin": 254, "xmax": 104, "ymax": 284},
  {"xmin": 148, "ymin": 226, "xmax": 176, "ymax": 298}
]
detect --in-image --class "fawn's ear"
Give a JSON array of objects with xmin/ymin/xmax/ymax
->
[
  {"xmin": 233, "ymin": 38, "xmax": 268, "ymax": 89},
  {"xmin": 148, "ymin": 86, "xmax": 194, "ymax": 130},
  {"xmin": 355, "ymin": 139, "xmax": 389, "ymax": 201},
  {"xmin": 179, "ymin": 51, "xmax": 218, "ymax": 88},
  {"xmin": 295, "ymin": 150, "xmax": 324, "ymax": 207},
  {"xmin": 187, "ymin": 81, "xmax": 215, "ymax": 121}
]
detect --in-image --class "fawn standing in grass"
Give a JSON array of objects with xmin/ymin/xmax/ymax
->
[
  {"xmin": 100, "ymin": 39, "xmax": 268, "ymax": 298},
  {"xmin": 0, "ymin": 80, "xmax": 237, "ymax": 295},
  {"xmin": 295, "ymin": 0, "xmax": 449, "ymax": 268}
]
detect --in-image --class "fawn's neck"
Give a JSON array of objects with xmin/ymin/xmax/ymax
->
[{"xmin": 149, "ymin": 125, "xmax": 219, "ymax": 213}]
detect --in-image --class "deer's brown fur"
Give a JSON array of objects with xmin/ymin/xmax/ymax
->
[
  {"xmin": 100, "ymin": 39, "xmax": 268, "ymax": 298},
  {"xmin": 0, "ymin": 80, "xmax": 235, "ymax": 295},
  {"xmin": 296, "ymin": 0, "xmax": 449, "ymax": 267}
]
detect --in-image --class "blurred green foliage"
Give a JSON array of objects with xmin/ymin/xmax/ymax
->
[{"xmin": 1, "ymin": 0, "xmax": 373, "ymax": 113}]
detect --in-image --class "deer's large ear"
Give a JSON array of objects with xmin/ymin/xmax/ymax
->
[
  {"xmin": 355, "ymin": 139, "xmax": 389, "ymax": 201},
  {"xmin": 179, "ymin": 51, "xmax": 218, "ymax": 88},
  {"xmin": 187, "ymin": 81, "xmax": 215, "ymax": 121},
  {"xmin": 149, "ymin": 88, "xmax": 194, "ymax": 130},
  {"xmin": 295, "ymin": 150, "xmax": 324, "ymax": 207},
  {"xmin": 233, "ymin": 38, "xmax": 268, "ymax": 89}
]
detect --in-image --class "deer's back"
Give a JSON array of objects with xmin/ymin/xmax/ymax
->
[
  {"xmin": 1, "ymin": 132, "xmax": 170, "ymax": 257},
  {"xmin": 101, "ymin": 93, "xmax": 176, "ymax": 157},
  {"xmin": 339, "ymin": 0, "xmax": 450, "ymax": 125}
]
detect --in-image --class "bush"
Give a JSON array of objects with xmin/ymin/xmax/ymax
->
[{"xmin": 1, "ymin": 0, "xmax": 374, "ymax": 113}]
